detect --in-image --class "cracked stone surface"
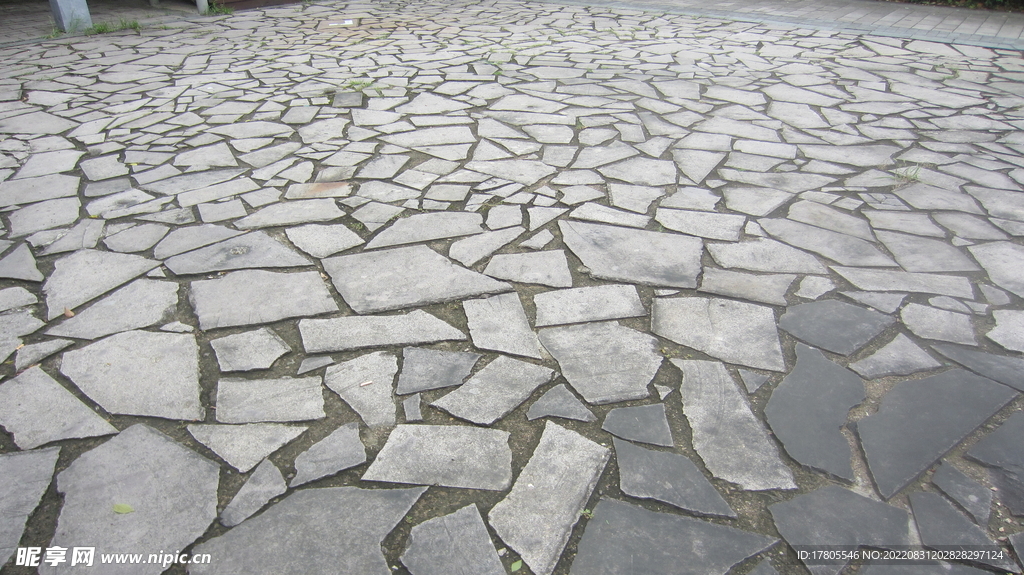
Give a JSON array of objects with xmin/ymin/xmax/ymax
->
[{"xmin": 3, "ymin": 3, "xmax": 1024, "ymax": 572}]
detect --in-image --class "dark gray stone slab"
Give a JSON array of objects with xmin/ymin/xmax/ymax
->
[
  {"xmin": 464, "ymin": 292, "xmax": 546, "ymax": 359},
  {"xmin": 779, "ymin": 300, "xmax": 894, "ymax": 355},
  {"xmin": 965, "ymin": 412, "xmax": 1024, "ymax": 515},
  {"xmin": 602, "ymin": 403, "xmax": 673, "ymax": 447},
  {"xmin": 363, "ymin": 424, "xmax": 511, "ymax": 490},
  {"xmin": 291, "ymin": 422, "xmax": 366, "ymax": 487},
  {"xmin": 488, "ymin": 422, "xmax": 609, "ymax": 575},
  {"xmin": 187, "ymin": 423, "xmax": 305, "ymax": 473},
  {"xmin": 527, "ymin": 383, "xmax": 595, "ymax": 422},
  {"xmin": 673, "ymin": 359, "xmax": 796, "ymax": 490},
  {"xmin": 324, "ymin": 352, "xmax": 397, "ymax": 428},
  {"xmin": 933, "ymin": 344, "xmax": 1024, "ymax": 392},
  {"xmin": 220, "ymin": 459, "xmax": 287, "ymax": 527},
  {"xmin": 539, "ymin": 321, "xmax": 662, "ymax": 404},
  {"xmin": 654, "ymin": 297, "xmax": 785, "ymax": 372},
  {"xmin": 164, "ymin": 231, "xmax": 310, "ymax": 275},
  {"xmin": 190, "ymin": 270, "xmax": 339, "ymax": 330},
  {"xmin": 0, "ymin": 243, "xmax": 43, "ymax": 282},
  {"xmin": 560, "ymin": 220, "xmax": 702, "ymax": 288},
  {"xmin": 0, "ymin": 366, "xmax": 117, "ymax": 449},
  {"xmin": 210, "ymin": 327, "xmax": 291, "ymax": 372},
  {"xmin": 932, "ymin": 462, "xmax": 992, "ymax": 526},
  {"xmin": 45, "ymin": 425, "xmax": 219, "ymax": 575},
  {"xmin": 365, "ymin": 212, "xmax": 483, "ymax": 249},
  {"xmin": 911, "ymin": 492, "xmax": 1014, "ymax": 571},
  {"xmin": 402, "ymin": 505, "xmax": 505, "ymax": 575},
  {"xmin": 0, "ymin": 447, "xmax": 59, "ymax": 567},
  {"xmin": 43, "ymin": 249, "xmax": 160, "ymax": 320},
  {"xmin": 570, "ymin": 498, "xmax": 775, "ymax": 575},
  {"xmin": 765, "ymin": 344, "xmax": 864, "ymax": 480},
  {"xmin": 857, "ymin": 370, "xmax": 1016, "ymax": 499},
  {"xmin": 396, "ymin": 347, "xmax": 481, "ymax": 394},
  {"xmin": 533, "ymin": 284, "xmax": 645, "ymax": 327},
  {"xmin": 60, "ymin": 330, "xmax": 202, "ymax": 421},
  {"xmin": 191, "ymin": 486, "xmax": 426, "ymax": 575},
  {"xmin": 850, "ymin": 334, "xmax": 942, "ymax": 379},
  {"xmin": 299, "ymin": 311, "xmax": 465, "ymax": 353},
  {"xmin": 216, "ymin": 377, "xmax": 325, "ymax": 423},
  {"xmin": 432, "ymin": 355, "xmax": 553, "ymax": 425},
  {"xmin": 1011, "ymin": 532, "xmax": 1024, "ymax": 568},
  {"xmin": 770, "ymin": 485, "xmax": 911, "ymax": 575},
  {"xmin": 613, "ymin": 438, "xmax": 734, "ymax": 517},
  {"xmin": 46, "ymin": 279, "xmax": 178, "ymax": 340},
  {"xmin": 323, "ymin": 245, "xmax": 511, "ymax": 314}
]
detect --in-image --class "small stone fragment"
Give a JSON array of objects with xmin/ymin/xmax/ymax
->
[
  {"xmin": 849, "ymin": 333, "xmax": 942, "ymax": 379},
  {"xmin": 291, "ymin": 422, "xmax": 367, "ymax": 486},
  {"xmin": 526, "ymin": 384, "xmax": 596, "ymax": 422}
]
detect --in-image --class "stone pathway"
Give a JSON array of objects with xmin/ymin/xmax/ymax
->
[{"xmin": 1, "ymin": 1, "xmax": 1024, "ymax": 574}]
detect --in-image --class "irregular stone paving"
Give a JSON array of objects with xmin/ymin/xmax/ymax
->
[{"xmin": 1, "ymin": 1, "xmax": 1024, "ymax": 574}]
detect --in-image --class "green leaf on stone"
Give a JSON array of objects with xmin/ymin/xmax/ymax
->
[
  {"xmin": 510, "ymin": 559, "xmax": 522, "ymax": 572},
  {"xmin": 113, "ymin": 503, "xmax": 134, "ymax": 514}
]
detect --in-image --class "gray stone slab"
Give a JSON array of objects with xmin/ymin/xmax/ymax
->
[
  {"xmin": 864, "ymin": 210, "xmax": 946, "ymax": 237},
  {"xmin": 739, "ymin": 369, "xmax": 770, "ymax": 393},
  {"xmin": 365, "ymin": 212, "xmax": 483, "ymax": 249},
  {"xmin": 965, "ymin": 412, "xmax": 1024, "ymax": 515},
  {"xmin": 609, "ymin": 183, "xmax": 666, "ymax": 213},
  {"xmin": 602, "ymin": 403, "xmax": 673, "ymax": 447},
  {"xmin": 0, "ymin": 111, "xmax": 76, "ymax": 135},
  {"xmin": 0, "ymin": 366, "xmax": 116, "ymax": 449},
  {"xmin": 654, "ymin": 297, "xmax": 785, "ymax": 372},
  {"xmin": 539, "ymin": 321, "xmax": 662, "ymax": 404},
  {"xmin": 571, "ymin": 498, "xmax": 774, "ymax": 575},
  {"xmin": 969, "ymin": 242, "xmax": 1024, "ymax": 299},
  {"xmin": 164, "ymin": 231, "xmax": 310, "ymax": 275},
  {"xmin": 44, "ymin": 425, "xmax": 218, "ymax": 575},
  {"xmin": 0, "ymin": 173, "xmax": 79, "ymax": 207},
  {"xmin": 876, "ymin": 231, "xmax": 980, "ymax": 273},
  {"xmin": 190, "ymin": 269, "xmax": 339, "ymax": 330},
  {"xmin": 901, "ymin": 303, "xmax": 977, "ymax": 346},
  {"xmin": 699, "ymin": 268, "xmax": 795, "ymax": 306},
  {"xmin": 655, "ymin": 208, "xmax": 745, "ymax": 241},
  {"xmin": 60, "ymin": 330, "xmax": 202, "ymax": 420},
  {"xmin": 234, "ymin": 198, "xmax": 345, "ymax": 229},
  {"xmin": 323, "ymin": 245, "xmax": 510, "ymax": 314},
  {"xmin": 857, "ymin": 370, "xmax": 1016, "ymax": 500},
  {"xmin": 464, "ymin": 292, "xmax": 546, "ymax": 359},
  {"xmin": 324, "ymin": 351, "xmax": 397, "ymax": 428},
  {"xmin": 285, "ymin": 223, "xmax": 364, "ymax": 258},
  {"xmin": 191, "ymin": 486, "xmax": 426, "ymax": 575},
  {"xmin": 220, "ymin": 459, "xmax": 287, "ymax": 527},
  {"xmin": 298, "ymin": 356, "xmax": 334, "ymax": 375},
  {"xmin": 291, "ymin": 422, "xmax": 367, "ymax": 487},
  {"xmin": 484, "ymin": 250, "xmax": 572, "ymax": 288},
  {"xmin": 489, "ymin": 422, "xmax": 609, "ymax": 575},
  {"xmin": 299, "ymin": 310, "xmax": 465, "ymax": 353},
  {"xmin": 153, "ymin": 223, "xmax": 243, "ymax": 259},
  {"xmin": 894, "ymin": 183, "xmax": 983, "ymax": 214},
  {"xmin": 672, "ymin": 359, "xmax": 796, "ymax": 490},
  {"xmin": 722, "ymin": 186, "xmax": 793, "ymax": 217},
  {"xmin": 43, "ymin": 249, "xmax": 160, "ymax": 319},
  {"xmin": 761, "ymin": 218, "xmax": 896, "ymax": 267},
  {"xmin": 0, "ymin": 308, "xmax": 43, "ymax": 341},
  {"xmin": 534, "ymin": 284, "xmax": 645, "ymax": 327},
  {"xmin": 858, "ymin": 562, "xmax": 991, "ymax": 575},
  {"xmin": 364, "ymin": 424, "xmax": 511, "ymax": 490},
  {"xmin": 102, "ymin": 223, "xmax": 168, "ymax": 253},
  {"xmin": 216, "ymin": 376, "xmax": 326, "ymax": 423},
  {"xmin": 401, "ymin": 505, "xmax": 505, "ymax": 575},
  {"xmin": 708, "ymin": 237, "xmax": 827, "ymax": 274},
  {"xmin": 770, "ymin": 485, "xmax": 911, "ymax": 575},
  {"xmin": 140, "ymin": 168, "xmax": 245, "ymax": 196},
  {"xmin": 432, "ymin": 355, "xmax": 553, "ymax": 425},
  {"xmin": 570, "ymin": 202, "xmax": 650, "ymax": 228},
  {"xmin": 0, "ymin": 447, "xmax": 59, "ymax": 567},
  {"xmin": 780, "ymin": 300, "xmax": 895, "ymax": 355},
  {"xmin": 449, "ymin": 226, "xmax": 523, "ymax": 266},
  {"xmin": 1012, "ymin": 532, "xmax": 1024, "ymax": 567},
  {"xmin": 560, "ymin": 220, "xmax": 702, "ymax": 288},
  {"xmin": 403, "ymin": 394, "xmax": 422, "ymax": 422},
  {"xmin": 187, "ymin": 423, "xmax": 306, "ymax": 473},
  {"xmin": 15, "ymin": 338, "xmax": 73, "ymax": 371},
  {"xmin": 932, "ymin": 462, "xmax": 992, "ymax": 526},
  {"xmin": 613, "ymin": 438, "xmax": 734, "ymax": 517},
  {"xmin": 932, "ymin": 343, "xmax": 1024, "ymax": 392},
  {"xmin": 40, "ymin": 219, "xmax": 104, "ymax": 255},
  {"xmin": 0, "ymin": 243, "xmax": 43, "ymax": 282},
  {"xmin": 832, "ymin": 266, "xmax": 974, "ymax": 299},
  {"xmin": 211, "ymin": 327, "xmax": 291, "ymax": 372},
  {"xmin": 849, "ymin": 333, "xmax": 942, "ymax": 379},
  {"xmin": 396, "ymin": 347, "xmax": 481, "ymax": 394},
  {"xmin": 911, "ymin": 492, "xmax": 1014, "ymax": 571},
  {"xmin": 46, "ymin": 279, "xmax": 178, "ymax": 340},
  {"xmin": 765, "ymin": 344, "xmax": 864, "ymax": 480},
  {"xmin": 526, "ymin": 383, "xmax": 595, "ymax": 422}
]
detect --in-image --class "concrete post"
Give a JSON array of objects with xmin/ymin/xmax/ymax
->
[
  {"xmin": 196, "ymin": 0, "xmax": 209, "ymax": 14},
  {"xmin": 48, "ymin": 0, "xmax": 92, "ymax": 32}
]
